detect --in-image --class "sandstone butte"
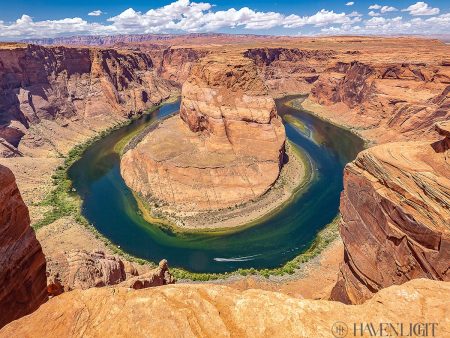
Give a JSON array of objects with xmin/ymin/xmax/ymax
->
[
  {"xmin": 1, "ymin": 279, "xmax": 449, "ymax": 337},
  {"xmin": 120, "ymin": 53, "xmax": 286, "ymax": 212},
  {"xmin": 0, "ymin": 164, "xmax": 47, "ymax": 328},
  {"xmin": 331, "ymin": 121, "xmax": 450, "ymax": 304}
]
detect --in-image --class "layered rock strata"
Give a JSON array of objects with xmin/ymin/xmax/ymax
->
[
  {"xmin": 244, "ymin": 42, "xmax": 450, "ymax": 143},
  {"xmin": 331, "ymin": 122, "xmax": 450, "ymax": 304},
  {"xmin": 0, "ymin": 43, "xmax": 174, "ymax": 157},
  {"xmin": 308, "ymin": 62, "xmax": 450, "ymax": 143},
  {"xmin": 121, "ymin": 54, "xmax": 285, "ymax": 212},
  {"xmin": 1, "ymin": 279, "xmax": 448, "ymax": 337},
  {"xmin": 0, "ymin": 165, "xmax": 47, "ymax": 328}
]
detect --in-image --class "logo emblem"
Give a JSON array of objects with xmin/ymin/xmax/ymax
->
[{"xmin": 331, "ymin": 321, "xmax": 348, "ymax": 338}]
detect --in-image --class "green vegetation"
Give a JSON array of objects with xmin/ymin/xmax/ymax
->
[
  {"xmin": 171, "ymin": 215, "xmax": 340, "ymax": 281},
  {"xmin": 30, "ymin": 102, "xmax": 177, "ymax": 268}
]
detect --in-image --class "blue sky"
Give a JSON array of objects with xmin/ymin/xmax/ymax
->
[{"xmin": 0, "ymin": 0, "xmax": 449, "ymax": 40}]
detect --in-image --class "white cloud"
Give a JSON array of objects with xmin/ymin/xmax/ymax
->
[
  {"xmin": 284, "ymin": 9, "xmax": 360, "ymax": 28},
  {"xmin": 88, "ymin": 10, "xmax": 103, "ymax": 16},
  {"xmin": 380, "ymin": 6, "xmax": 397, "ymax": 13},
  {"xmin": 0, "ymin": 14, "xmax": 113, "ymax": 38},
  {"xmin": 346, "ymin": 2, "xmax": 354, "ymax": 6},
  {"xmin": 348, "ymin": 11, "xmax": 362, "ymax": 17},
  {"xmin": 368, "ymin": 4, "xmax": 381, "ymax": 10},
  {"xmin": 320, "ymin": 12, "xmax": 450, "ymax": 35},
  {"xmin": 0, "ymin": 0, "xmax": 448, "ymax": 39},
  {"xmin": 402, "ymin": 2, "xmax": 440, "ymax": 16}
]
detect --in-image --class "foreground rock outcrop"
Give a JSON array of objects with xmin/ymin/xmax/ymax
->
[
  {"xmin": 46, "ymin": 250, "xmax": 174, "ymax": 296},
  {"xmin": 0, "ymin": 165, "xmax": 47, "ymax": 328},
  {"xmin": 1, "ymin": 279, "xmax": 448, "ymax": 337},
  {"xmin": 121, "ymin": 54, "xmax": 285, "ymax": 212},
  {"xmin": 331, "ymin": 122, "xmax": 450, "ymax": 304}
]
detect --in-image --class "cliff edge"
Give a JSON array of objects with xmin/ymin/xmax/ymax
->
[
  {"xmin": 0, "ymin": 164, "xmax": 47, "ymax": 328},
  {"xmin": 331, "ymin": 121, "xmax": 450, "ymax": 304}
]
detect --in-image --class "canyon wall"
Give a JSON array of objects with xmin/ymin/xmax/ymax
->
[
  {"xmin": 331, "ymin": 122, "xmax": 450, "ymax": 304},
  {"xmin": 1, "ymin": 279, "xmax": 448, "ymax": 337},
  {"xmin": 121, "ymin": 54, "xmax": 286, "ymax": 211},
  {"xmin": 244, "ymin": 48, "xmax": 334, "ymax": 96},
  {"xmin": 309, "ymin": 61, "xmax": 450, "ymax": 143},
  {"xmin": 0, "ymin": 43, "xmax": 175, "ymax": 157},
  {"xmin": 246, "ymin": 46, "xmax": 450, "ymax": 143},
  {"xmin": 0, "ymin": 164, "xmax": 47, "ymax": 328}
]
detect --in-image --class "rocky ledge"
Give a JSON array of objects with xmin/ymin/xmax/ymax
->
[
  {"xmin": 331, "ymin": 121, "xmax": 450, "ymax": 304},
  {"xmin": 0, "ymin": 164, "xmax": 47, "ymax": 328},
  {"xmin": 1, "ymin": 279, "xmax": 448, "ymax": 337},
  {"xmin": 120, "ymin": 54, "xmax": 288, "ymax": 228},
  {"xmin": 46, "ymin": 250, "xmax": 174, "ymax": 297}
]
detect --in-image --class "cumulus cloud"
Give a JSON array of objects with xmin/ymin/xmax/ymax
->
[
  {"xmin": 0, "ymin": 0, "xmax": 364, "ymax": 38},
  {"xmin": 284, "ymin": 9, "xmax": 361, "ymax": 28},
  {"xmin": 346, "ymin": 2, "xmax": 354, "ymax": 6},
  {"xmin": 107, "ymin": 2, "xmax": 284, "ymax": 32},
  {"xmin": 0, "ymin": 14, "xmax": 113, "ymax": 38},
  {"xmin": 88, "ymin": 10, "xmax": 103, "ymax": 16},
  {"xmin": 321, "ymin": 12, "xmax": 450, "ymax": 35},
  {"xmin": 0, "ymin": 0, "xmax": 448, "ymax": 39},
  {"xmin": 380, "ymin": 6, "xmax": 397, "ymax": 13},
  {"xmin": 402, "ymin": 2, "xmax": 440, "ymax": 16}
]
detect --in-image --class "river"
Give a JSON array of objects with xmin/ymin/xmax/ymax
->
[{"xmin": 68, "ymin": 96, "xmax": 364, "ymax": 273}]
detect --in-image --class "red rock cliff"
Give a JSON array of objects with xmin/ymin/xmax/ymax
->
[
  {"xmin": 0, "ymin": 43, "xmax": 175, "ymax": 156},
  {"xmin": 331, "ymin": 122, "xmax": 450, "ymax": 304},
  {"xmin": 0, "ymin": 164, "xmax": 47, "ymax": 328}
]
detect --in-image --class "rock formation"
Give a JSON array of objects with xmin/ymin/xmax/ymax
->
[
  {"xmin": 0, "ymin": 43, "xmax": 174, "ymax": 157},
  {"xmin": 308, "ymin": 62, "xmax": 450, "ymax": 143},
  {"xmin": 0, "ymin": 165, "xmax": 47, "ymax": 328},
  {"xmin": 121, "ymin": 54, "xmax": 285, "ymax": 211},
  {"xmin": 331, "ymin": 122, "xmax": 450, "ymax": 304},
  {"xmin": 46, "ymin": 250, "xmax": 174, "ymax": 296},
  {"xmin": 119, "ymin": 259, "xmax": 175, "ymax": 289},
  {"xmin": 243, "ymin": 40, "xmax": 450, "ymax": 144},
  {"xmin": 244, "ymin": 48, "xmax": 334, "ymax": 95},
  {"xmin": 1, "ymin": 279, "xmax": 448, "ymax": 337}
]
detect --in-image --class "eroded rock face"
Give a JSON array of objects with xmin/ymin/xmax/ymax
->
[
  {"xmin": 119, "ymin": 259, "xmax": 175, "ymax": 289},
  {"xmin": 46, "ymin": 250, "xmax": 174, "ymax": 296},
  {"xmin": 121, "ymin": 54, "xmax": 285, "ymax": 211},
  {"xmin": 245, "ymin": 48, "xmax": 335, "ymax": 95},
  {"xmin": 0, "ymin": 165, "xmax": 47, "ymax": 328},
  {"xmin": 0, "ymin": 43, "xmax": 174, "ymax": 156},
  {"xmin": 308, "ymin": 61, "xmax": 450, "ymax": 143},
  {"xmin": 331, "ymin": 123, "xmax": 450, "ymax": 304},
  {"xmin": 1, "ymin": 279, "xmax": 448, "ymax": 337}
]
